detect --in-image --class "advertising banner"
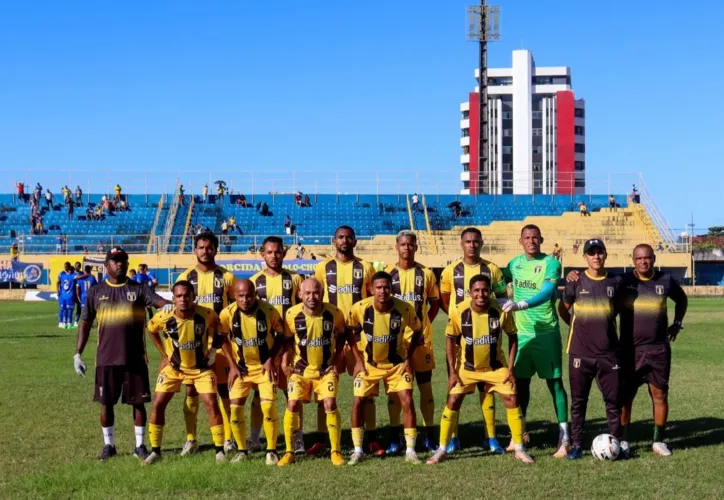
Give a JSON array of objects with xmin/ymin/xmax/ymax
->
[{"xmin": 0, "ymin": 260, "xmax": 44, "ymax": 284}]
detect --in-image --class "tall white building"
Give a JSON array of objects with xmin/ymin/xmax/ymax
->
[{"xmin": 460, "ymin": 49, "xmax": 586, "ymax": 195}]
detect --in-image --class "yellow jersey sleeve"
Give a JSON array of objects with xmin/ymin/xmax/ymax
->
[
  {"xmin": 147, "ymin": 310, "xmax": 167, "ymax": 334},
  {"xmin": 501, "ymin": 309, "xmax": 517, "ymax": 335},
  {"xmin": 269, "ymin": 307, "xmax": 284, "ymax": 336},
  {"xmin": 224, "ymin": 271, "xmax": 237, "ymax": 301},
  {"xmin": 333, "ymin": 307, "xmax": 346, "ymax": 335},
  {"xmin": 292, "ymin": 273, "xmax": 303, "ymax": 300},
  {"xmin": 205, "ymin": 310, "xmax": 223, "ymax": 349},
  {"xmin": 407, "ymin": 303, "xmax": 423, "ymax": 333},
  {"xmin": 176, "ymin": 268, "xmax": 190, "ymax": 283},
  {"xmin": 445, "ymin": 309, "xmax": 462, "ymax": 338},
  {"xmin": 440, "ymin": 264, "xmax": 453, "ymax": 295},
  {"xmin": 347, "ymin": 301, "xmax": 362, "ymax": 329},
  {"xmin": 363, "ymin": 261, "xmax": 376, "ymax": 294},
  {"xmin": 283, "ymin": 309, "xmax": 296, "ymax": 339},
  {"xmin": 218, "ymin": 306, "xmax": 232, "ymax": 335},
  {"xmin": 314, "ymin": 262, "xmax": 326, "ymax": 284},
  {"xmin": 425, "ymin": 268, "xmax": 440, "ymax": 300},
  {"xmin": 489, "ymin": 263, "xmax": 507, "ymax": 294}
]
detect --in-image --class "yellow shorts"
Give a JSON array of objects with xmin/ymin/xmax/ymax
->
[
  {"xmin": 411, "ymin": 343, "xmax": 435, "ymax": 372},
  {"xmin": 354, "ymin": 363, "xmax": 413, "ymax": 398},
  {"xmin": 449, "ymin": 366, "xmax": 515, "ymax": 396},
  {"xmin": 229, "ymin": 365, "xmax": 277, "ymax": 401},
  {"xmin": 288, "ymin": 372, "xmax": 338, "ymax": 402},
  {"xmin": 156, "ymin": 365, "xmax": 217, "ymax": 394}
]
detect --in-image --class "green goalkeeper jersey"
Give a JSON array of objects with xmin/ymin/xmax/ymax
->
[{"xmin": 504, "ymin": 253, "xmax": 561, "ymax": 337}]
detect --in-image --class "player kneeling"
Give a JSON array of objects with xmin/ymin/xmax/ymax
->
[
  {"xmin": 144, "ymin": 281, "xmax": 228, "ymax": 464},
  {"xmin": 427, "ymin": 275, "xmax": 534, "ymax": 465},
  {"xmin": 220, "ymin": 280, "xmax": 285, "ymax": 465},
  {"xmin": 278, "ymin": 278, "xmax": 347, "ymax": 467}
]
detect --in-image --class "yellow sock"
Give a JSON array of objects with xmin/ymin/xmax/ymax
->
[
  {"xmin": 148, "ymin": 423, "xmax": 164, "ymax": 450},
  {"xmin": 183, "ymin": 396, "xmax": 199, "ymax": 442},
  {"xmin": 403, "ymin": 428, "xmax": 417, "ymax": 450},
  {"xmin": 261, "ymin": 401, "xmax": 278, "ymax": 451},
  {"xmin": 351, "ymin": 427, "xmax": 365, "ymax": 449},
  {"xmin": 387, "ymin": 394, "xmax": 402, "ymax": 428},
  {"xmin": 317, "ymin": 403, "xmax": 327, "ymax": 435},
  {"xmin": 210, "ymin": 424, "xmax": 225, "ymax": 448},
  {"xmin": 251, "ymin": 396, "xmax": 263, "ymax": 432},
  {"xmin": 439, "ymin": 406, "xmax": 459, "ymax": 447},
  {"xmin": 299, "ymin": 403, "xmax": 304, "ymax": 432},
  {"xmin": 506, "ymin": 407, "xmax": 524, "ymax": 446},
  {"xmin": 481, "ymin": 391, "xmax": 496, "ymax": 439},
  {"xmin": 326, "ymin": 409, "xmax": 342, "ymax": 452},
  {"xmin": 283, "ymin": 411, "xmax": 300, "ymax": 453},
  {"xmin": 219, "ymin": 397, "xmax": 232, "ymax": 441},
  {"xmin": 230, "ymin": 404, "xmax": 247, "ymax": 451},
  {"xmin": 364, "ymin": 399, "xmax": 376, "ymax": 431},
  {"xmin": 418, "ymin": 382, "xmax": 435, "ymax": 428}
]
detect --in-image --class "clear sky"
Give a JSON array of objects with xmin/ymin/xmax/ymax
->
[{"xmin": 1, "ymin": 0, "xmax": 721, "ymax": 232}]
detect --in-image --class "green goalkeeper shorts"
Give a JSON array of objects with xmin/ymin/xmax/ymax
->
[{"xmin": 514, "ymin": 333, "xmax": 563, "ymax": 379}]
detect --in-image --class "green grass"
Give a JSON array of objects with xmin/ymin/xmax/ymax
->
[{"xmin": 1, "ymin": 299, "xmax": 724, "ymax": 499}]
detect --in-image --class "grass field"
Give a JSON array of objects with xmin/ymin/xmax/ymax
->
[{"xmin": 1, "ymin": 299, "xmax": 724, "ymax": 499}]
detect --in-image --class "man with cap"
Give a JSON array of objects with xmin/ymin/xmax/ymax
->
[
  {"xmin": 559, "ymin": 239, "xmax": 624, "ymax": 459},
  {"xmin": 73, "ymin": 247, "xmax": 170, "ymax": 460}
]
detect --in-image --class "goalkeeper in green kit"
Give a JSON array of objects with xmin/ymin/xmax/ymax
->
[{"xmin": 501, "ymin": 224, "xmax": 569, "ymax": 457}]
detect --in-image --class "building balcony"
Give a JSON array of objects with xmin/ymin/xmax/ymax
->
[
  {"xmin": 460, "ymin": 154, "xmax": 470, "ymax": 164},
  {"xmin": 460, "ymin": 136, "xmax": 470, "ymax": 147},
  {"xmin": 460, "ymin": 170, "xmax": 470, "ymax": 182}
]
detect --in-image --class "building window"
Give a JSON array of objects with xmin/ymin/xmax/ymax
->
[
  {"xmin": 461, "ymin": 129, "xmax": 469, "ymax": 137},
  {"xmin": 575, "ymin": 161, "xmax": 585, "ymax": 171},
  {"xmin": 502, "ymin": 111, "xmax": 512, "ymax": 120},
  {"xmin": 533, "ymin": 163, "xmax": 542, "ymax": 172},
  {"xmin": 575, "ymin": 125, "xmax": 585, "ymax": 136},
  {"xmin": 502, "ymin": 163, "xmax": 512, "ymax": 172},
  {"xmin": 532, "ymin": 128, "xmax": 542, "ymax": 136},
  {"xmin": 488, "ymin": 77, "xmax": 513, "ymax": 86},
  {"xmin": 532, "ymin": 111, "xmax": 542, "ymax": 119},
  {"xmin": 462, "ymin": 110, "xmax": 470, "ymax": 119},
  {"xmin": 503, "ymin": 129, "xmax": 512, "ymax": 137},
  {"xmin": 462, "ymin": 146, "xmax": 470, "ymax": 155},
  {"xmin": 575, "ymin": 179, "xmax": 586, "ymax": 188},
  {"xmin": 463, "ymin": 181, "xmax": 470, "ymax": 189},
  {"xmin": 533, "ymin": 146, "xmax": 542, "ymax": 154},
  {"xmin": 575, "ymin": 144, "xmax": 585, "ymax": 153},
  {"xmin": 502, "ymin": 146, "xmax": 512, "ymax": 154},
  {"xmin": 575, "ymin": 108, "xmax": 585, "ymax": 118}
]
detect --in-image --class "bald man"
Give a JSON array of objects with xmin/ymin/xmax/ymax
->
[
  {"xmin": 277, "ymin": 278, "xmax": 349, "ymax": 467},
  {"xmin": 218, "ymin": 280, "xmax": 286, "ymax": 465}
]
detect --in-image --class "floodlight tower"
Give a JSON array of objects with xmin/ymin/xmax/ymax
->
[{"xmin": 466, "ymin": 1, "xmax": 500, "ymax": 194}]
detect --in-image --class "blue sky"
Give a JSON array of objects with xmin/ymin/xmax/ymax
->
[{"xmin": 1, "ymin": 0, "xmax": 721, "ymax": 231}]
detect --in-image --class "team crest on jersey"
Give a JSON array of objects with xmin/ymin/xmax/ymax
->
[
  {"xmin": 126, "ymin": 291, "xmax": 137, "ymax": 301},
  {"xmin": 323, "ymin": 320, "xmax": 333, "ymax": 332},
  {"xmin": 390, "ymin": 319, "xmax": 400, "ymax": 330},
  {"xmin": 655, "ymin": 285, "xmax": 664, "ymax": 295},
  {"xmin": 573, "ymin": 358, "xmax": 581, "ymax": 368},
  {"xmin": 534, "ymin": 265, "xmax": 542, "ymax": 274},
  {"xmin": 214, "ymin": 277, "xmax": 224, "ymax": 289},
  {"xmin": 195, "ymin": 324, "xmax": 205, "ymax": 336},
  {"xmin": 607, "ymin": 287, "xmax": 614, "ymax": 297},
  {"xmin": 282, "ymin": 280, "xmax": 292, "ymax": 290},
  {"xmin": 353, "ymin": 269, "xmax": 363, "ymax": 280},
  {"xmin": 415, "ymin": 275, "xmax": 424, "ymax": 287},
  {"xmin": 257, "ymin": 321, "xmax": 267, "ymax": 332},
  {"xmin": 489, "ymin": 318, "xmax": 500, "ymax": 330}
]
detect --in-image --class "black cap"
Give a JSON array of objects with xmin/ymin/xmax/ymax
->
[
  {"xmin": 105, "ymin": 247, "xmax": 129, "ymax": 261},
  {"xmin": 583, "ymin": 239, "xmax": 606, "ymax": 253}
]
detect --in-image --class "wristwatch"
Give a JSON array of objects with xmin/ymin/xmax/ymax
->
[{"xmin": 673, "ymin": 320, "xmax": 683, "ymax": 329}]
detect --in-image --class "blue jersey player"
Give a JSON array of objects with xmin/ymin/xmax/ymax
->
[
  {"xmin": 57, "ymin": 262, "xmax": 76, "ymax": 329},
  {"xmin": 75, "ymin": 265, "xmax": 98, "ymax": 318}
]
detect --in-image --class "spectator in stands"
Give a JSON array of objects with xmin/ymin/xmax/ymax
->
[
  {"xmin": 222, "ymin": 234, "xmax": 232, "ymax": 253},
  {"xmin": 67, "ymin": 199, "xmax": 75, "ymax": 220},
  {"xmin": 631, "ymin": 184, "xmax": 640, "ymax": 203},
  {"xmin": 56, "ymin": 235, "xmax": 64, "ymax": 254},
  {"xmin": 75, "ymin": 185, "xmax": 83, "ymax": 205},
  {"xmin": 237, "ymin": 193, "xmax": 248, "ymax": 208},
  {"xmin": 284, "ymin": 214, "xmax": 292, "ymax": 231},
  {"xmin": 411, "ymin": 193, "xmax": 419, "ymax": 212},
  {"xmin": 221, "ymin": 220, "xmax": 229, "ymax": 235},
  {"xmin": 309, "ymin": 252, "xmax": 316, "ymax": 260},
  {"xmin": 61, "ymin": 185, "xmax": 71, "ymax": 203},
  {"xmin": 97, "ymin": 241, "xmax": 105, "ymax": 254},
  {"xmin": 85, "ymin": 207, "xmax": 93, "ymax": 221},
  {"xmin": 552, "ymin": 243, "xmax": 562, "ymax": 262},
  {"xmin": 248, "ymin": 243, "xmax": 256, "ymax": 253},
  {"xmin": 83, "ymin": 247, "xmax": 89, "ymax": 256},
  {"xmin": 656, "ymin": 242, "xmax": 664, "ymax": 252},
  {"xmin": 114, "ymin": 184, "xmax": 122, "ymax": 202},
  {"xmin": 10, "ymin": 243, "xmax": 20, "ymax": 262},
  {"xmin": 202, "ymin": 183, "xmax": 208, "ymax": 204},
  {"xmin": 178, "ymin": 184, "xmax": 187, "ymax": 206},
  {"xmin": 295, "ymin": 191, "xmax": 303, "ymax": 207},
  {"xmin": 608, "ymin": 194, "xmax": 618, "ymax": 209},
  {"xmin": 217, "ymin": 184, "xmax": 225, "ymax": 205},
  {"xmin": 572, "ymin": 242, "xmax": 580, "ymax": 254},
  {"xmin": 95, "ymin": 205, "xmax": 103, "ymax": 220},
  {"xmin": 303, "ymin": 194, "xmax": 311, "ymax": 207},
  {"xmin": 34, "ymin": 183, "xmax": 42, "ymax": 202},
  {"xmin": 16, "ymin": 182, "xmax": 25, "ymax": 203},
  {"xmin": 296, "ymin": 243, "xmax": 305, "ymax": 260},
  {"xmin": 119, "ymin": 199, "xmax": 128, "ymax": 211},
  {"xmin": 260, "ymin": 202, "xmax": 270, "ymax": 216},
  {"xmin": 45, "ymin": 189, "xmax": 54, "ymax": 211},
  {"xmin": 579, "ymin": 202, "xmax": 591, "ymax": 217},
  {"xmin": 36, "ymin": 215, "xmax": 45, "ymax": 235}
]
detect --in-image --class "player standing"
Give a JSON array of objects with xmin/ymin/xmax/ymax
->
[
  {"xmin": 347, "ymin": 271, "xmax": 423, "ymax": 465},
  {"xmin": 314, "ymin": 226, "xmax": 380, "ymax": 453},
  {"xmin": 135, "ymin": 263, "xmax": 159, "ymax": 320},
  {"xmin": 384, "ymin": 230, "xmax": 440, "ymax": 452},
  {"xmin": 75, "ymin": 265, "xmax": 97, "ymax": 314},
  {"xmin": 176, "ymin": 232, "xmax": 237, "ymax": 455},
  {"xmin": 558, "ymin": 239, "xmax": 624, "ymax": 459},
  {"xmin": 249, "ymin": 236, "xmax": 306, "ymax": 454},
  {"xmin": 439, "ymin": 227, "xmax": 508, "ymax": 454},
  {"xmin": 219, "ymin": 280, "xmax": 285, "ymax": 465},
  {"xmin": 277, "ymin": 278, "xmax": 348, "ymax": 467},
  {"xmin": 73, "ymin": 247, "xmax": 168, "ymax": 460},
  {"xmin": 144, "ymin": 281, "xmax": 228, "ymax": 464},
  {"xmin": 501, "ymin": 224, "xmax": 569, "ymax": 457},
  {"xmin": 57, "ymin": 262, "xmax": 76, "ymax": 329},
  {"xmin": 72, "ymin": 261, "xmax": 83, "ymax": 327},
  {"xmin": 427, "ymin": 275, "xmax": 533, "ymax": 464}
]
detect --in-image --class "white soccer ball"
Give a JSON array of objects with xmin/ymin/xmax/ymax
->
[{"xmin": 591, "ymin": 434, "xmax": 620, "ymax": 460}]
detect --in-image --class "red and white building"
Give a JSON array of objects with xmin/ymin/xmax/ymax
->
[{"xmin": 460, "ymin": 49, "xmax": 585, "ymax": 195}]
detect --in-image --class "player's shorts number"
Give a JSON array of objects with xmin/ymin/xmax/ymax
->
[
  {"xmin": 288, "ymin": 381, "xmax": 295, "ymax": 393},
  {"xmin": 354, "ymin": 377, "xmax": 362, "ymax": 389},
  {"xmin": 210, "ymin": 375, "xmax": 216, "ymax": 385},
  {"xmin": 328, "ymin": 382, "xmax": 334, "ymax": 392},
  {"xmin": 404, "ymin": 373, "xmax": 412, "ymax": 383},
  {"xmin": 425, "ymin": 354, "xmax": 431, "ymax": 364},
  {"xmin": 157, "ymin": 375, "xmax": 164, "ymax": 385}
]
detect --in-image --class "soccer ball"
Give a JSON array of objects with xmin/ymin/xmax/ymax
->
[{"xmin": 591, "ymin": 434, "xmax": 620, "ymax": 460}]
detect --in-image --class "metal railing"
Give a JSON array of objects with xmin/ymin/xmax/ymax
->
[
  {"xmin": 160, "ymin": 179, "xmax": 182, "ymax": 253},
  {"xmin": 636, "ymin": 174, "xmax": 677, "ymax": 250}
]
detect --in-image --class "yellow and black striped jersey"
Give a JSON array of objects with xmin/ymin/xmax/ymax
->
[
  {"xmin": 176, "ymin": 265, "xmax": 236, "ymax": 315},
  {"xmin": 284, "ymin": 302, "xmax": 346, "ymax": 378},
  {"xmin": 314, "ymin": 257, "xmax": 375, "ymax": 317},
  {"xmin": 218, "ymin": 301, "xmax": 283, "ymax": 374},
  {"xmin": 147, "ymin": 306, "xmax": 220, "ymax": 372},
  {"xmin": 250, "ymin": 269, "xmax": 303, "ymax": 316},
  {"xmin": 446, "ymin": 302, "xmax": 516, "ymax": 371},
  {"xmin": 384, "ymin": 262, "xmax": 439, "ymax": 344}
]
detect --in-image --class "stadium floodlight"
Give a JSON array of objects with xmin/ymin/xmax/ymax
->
[{"xmin": 466, "ymin": 2, "xmax": 500, "ymax": 196}]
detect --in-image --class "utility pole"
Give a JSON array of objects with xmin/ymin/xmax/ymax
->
[{"xmin": 466, "ymin": 1, "xmax": 500, "ymax": 194}]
